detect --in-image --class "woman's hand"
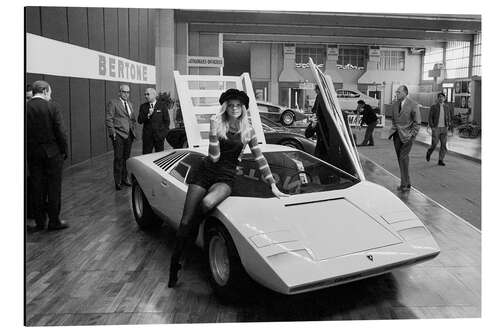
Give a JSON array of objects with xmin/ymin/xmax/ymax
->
[{"xmin": 271, "ymin": 183, "xmax": 289, "ymax": 198}]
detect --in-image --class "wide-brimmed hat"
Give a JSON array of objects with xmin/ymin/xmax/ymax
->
[{"xmin": 219, "ymin": 88, "xmax": 249, "ymax": 109}]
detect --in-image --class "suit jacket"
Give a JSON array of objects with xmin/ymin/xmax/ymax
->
[
  {"xmin": 360, "ymin": 104, "xmax": 378, "ymax": 125},
  {"xmin": 391, "ymin": 97, "xmax": 421, "ymax": 143},
  {"xmin": 26, "ymin": 97, "xmax": 68, "ymax": 158},
  {"xmin": 428, "ymin": 102, "xmax": 452, "ymax": 128},
  {"xmin": 137, "ymin": 101, "xmax": 170, "ymax": 141},
  {"xmin": 105, "ymin": 98, "xmax": 137, "ymax": 139}
]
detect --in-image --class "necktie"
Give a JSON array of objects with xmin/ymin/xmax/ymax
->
[
  {"xmin": 397, "ymin": 100, "xmax": 402, "ymax": 115},
  {"xmin": 150, "ymin": 103, "xmax": 154, "ymax": 110},
  {"xmin": 124, "ymin": 101, "xmax": 130, "ymax": 116}
]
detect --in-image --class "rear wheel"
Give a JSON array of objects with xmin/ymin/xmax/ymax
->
[
  {"xmin": 206, "ymin": 223, "xmax": 248, "ymax": 299},
  {"xmin": 280, "ymin": 110, "xmax": 295, "ymax": 126},
  {"xmin": 131, "ymin": 178, "xmax": 162, "ymax": 229}
]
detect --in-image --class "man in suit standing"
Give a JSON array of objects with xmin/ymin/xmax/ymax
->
[
  {"xmin": 26, "ymin": 81, "xmax": 69, "ymax": 231},
  {"xmin": 106, "ymin": 84, "xmax": 137, "ymax": 190},
  {"xmin": 426, "ymin": 92, "xmax": 452, "ymax": 166},
  {"xmin": 389, "ymin": 85, "xmax": 421, "ymax": 192},
  {"xmin": 138, "ymin": 88, "xmax": 170, "ymax": 154}
]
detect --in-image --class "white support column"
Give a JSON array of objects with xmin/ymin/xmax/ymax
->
[{"xmin": 155, "ymin": 9, "xmax": 175, "ymax": 95}]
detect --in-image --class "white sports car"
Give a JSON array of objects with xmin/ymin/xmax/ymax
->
[{"xmin": 127, "ymin": 65, "xmax": 439, "ymax": 296}]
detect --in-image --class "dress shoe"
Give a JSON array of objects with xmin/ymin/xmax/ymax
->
[
  {"xmin": 115, "ymin": 184, "xmax": 122, "ymax": 190},
  {"xmin": 426, "ymin": 150, "xmax": 431, "ymax": 162},
  {"xmin": 47, "ymin": 220, "xmax": 69, "ymax": 231},
  {"xmin": 367, "ymin": 143, "xmax": 374, "ymax": 146},
  {"xmin": 27, "ymin": 224, "xmax": 44, "ymax": 232},
  {"xmin": 168, "ymin": 263, "xmax": 182, "ymax": 288},
  {"xmin": 397, "ymin": 185, "xmax": 411, "ymax": 192},
  {"xmin": 122, "ymin": 180, "xmax": 132, "ymax": 187},
  {"xmin": 438, "ymin": 160, "xmax": 446, "ymax": 166}
]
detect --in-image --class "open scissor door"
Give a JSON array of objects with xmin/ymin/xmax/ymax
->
[
  {"xmin": 308, "ymin": 58, "xmax": 365, "ymax": 181},
  {"xmin": 173, "ymin": 71, "xmax": 266, "ymax": 148}
]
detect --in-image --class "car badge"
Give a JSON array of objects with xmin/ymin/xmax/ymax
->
[{"xmin": 367, "ymin": 255, "xmax": 374, "ymax": 261}]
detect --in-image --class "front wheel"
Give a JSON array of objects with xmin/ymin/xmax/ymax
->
[
  {"xmin": 280, "ymin": 110, "xmax": 295, "ymax": 126},
  {"xmin": 206, "ymin": 223, "xmax": 248, "ymax": 299},
  {"xmin": 131, "ymin": 178, "xmax": 162, "ymax": 229}
]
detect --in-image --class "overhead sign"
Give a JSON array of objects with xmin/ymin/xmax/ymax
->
[
  {"xmin": 26, "ymin": 33, "xmax": 156, "ymax": 84},
  {"xmin": 187, "ymin": 56, "xmax": 224, "ymax": 67}
]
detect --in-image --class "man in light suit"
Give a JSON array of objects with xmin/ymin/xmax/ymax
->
[
  {"xmin": 106, "ymin": 84, "xmax": 137, "ymax": 190},
  {"xmin": 426, "ymin": 92, "xmax": 452, "ymax": 166},
  {"xmin": 138, "ymin": 88, "xmax": 170, "ymax": 154},
  {"xmin": 389, "ymin": 85, "xmax": 421, "ymax": 192}
]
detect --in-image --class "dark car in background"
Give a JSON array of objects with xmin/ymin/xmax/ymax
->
[{"xmin": 166, "ymin": 116, "xmax": 316, "ymax": 155}]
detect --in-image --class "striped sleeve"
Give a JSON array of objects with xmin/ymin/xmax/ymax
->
[
  {"xmin": 208, "ymin": 132, "xmax": 220, "ymax": 162},
  {"xmin": 248, "ymin": 129, "xmax": 275, "ymax": 184}
]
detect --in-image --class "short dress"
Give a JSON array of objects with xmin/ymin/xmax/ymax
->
[{"xmin": 186, "ymin": 131, "xmax": 244, "ymax": 189}]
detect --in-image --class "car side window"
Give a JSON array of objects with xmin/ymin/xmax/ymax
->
[
  {"xmin": 257, "ymin": 105, "xmax": 268, "ymax": 112},
  {"xmin": 170, "ymin": 152, "xmax": 204, "ymax": 183}
]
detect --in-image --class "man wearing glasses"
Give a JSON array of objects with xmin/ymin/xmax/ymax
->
[
  {"xmin": 138, "ymin": 88, "xmax": 170, "ymax": 154},
  {"xmin": 106, "ymin": 84, "xmax": 137, "ymax": 190}
]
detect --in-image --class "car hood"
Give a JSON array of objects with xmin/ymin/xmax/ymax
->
[{"xmin": 215, "ymin": 181, "xmax": 419, "ymax": 261}]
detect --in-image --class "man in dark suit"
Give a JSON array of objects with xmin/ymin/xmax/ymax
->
[
  {"xmin": 26, "ymin": 81, "xmax": 69, "ymax": 231},
  {"xmin": 426, "ymin": 92, "xmax": 452, "ymax": 166},
  {"xmin": 138, "ymin": 88, "xmax": 170, "ymax": 154},
  {"xmin": 389, "ymin": 85, "xmax": 421, "ymax": 192},
  {"xmin": 105, "ymin": 84, "xmax": 137, "ymax": 190},
  {"xmin": 356, "ymin": 100, "xmax": 378, "ymax": 146}
]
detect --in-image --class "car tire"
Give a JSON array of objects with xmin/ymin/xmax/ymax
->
[
  {"xmin": 280, "ymin": 110, "xmax": 295, "ymax": 126},
  {"xmin": 131, "ymin": 178, "xmax": 162, "ymax": 229},
  {"xmin": 279, "ymin": 139, "xmax": 304, "ymax": 152},
  {"xmin": 206, "ymin": 223, "xmax": 249, "ymax": 300}
]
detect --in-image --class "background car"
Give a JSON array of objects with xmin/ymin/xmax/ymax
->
[
  {"xmin": 166, "ymin": 115, "xmax": 316, "ymax": 156},
  {"xmin": 336, "ymin": 89, "xmax": 380, "ymax": 112},
  {"xmin": 257, "ymin": 101, "xmax": 310, "ymax": 126}
]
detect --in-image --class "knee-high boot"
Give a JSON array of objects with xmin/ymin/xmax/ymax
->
[{"xmin": 168, "ymin": 234, "xmax": 188, "ymax": 288}]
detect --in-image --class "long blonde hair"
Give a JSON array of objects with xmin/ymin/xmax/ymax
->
[{"xmin": 215, "ymin": 101, "xmax": 252, "ymax": 144}]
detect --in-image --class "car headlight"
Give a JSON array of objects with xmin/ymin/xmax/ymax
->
[{"xmin": 398, "ymin": 227, "xmax": 430, "ymax": 241}]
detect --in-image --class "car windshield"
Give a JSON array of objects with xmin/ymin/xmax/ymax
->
[{"xmin": 231, "ymin": 150, "xmax": 360, "ymax": 198}]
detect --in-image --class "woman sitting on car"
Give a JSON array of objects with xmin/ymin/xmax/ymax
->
[{"xmin": 168, "ymin": 88, "xmax": 288, "ymax": 288}]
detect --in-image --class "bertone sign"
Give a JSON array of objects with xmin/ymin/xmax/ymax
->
[
  {"xmin": 26, "ymin": 33, "xmax": 156, "ymax": 84},
  {"xmin": 187, "ymin": 56, "xmax": 224, "ymax": 68}
]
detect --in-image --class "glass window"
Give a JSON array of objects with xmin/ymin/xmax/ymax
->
[
  {"xmin": 295, "ymin": 46, "xmax": 326, "ymax": 66},
  {"xmin": 231, "ymin": 151, "xmax": 360, "ymax": 198},
  {"xmin": 472, "ymin": 32, "xmax": 481, "ymax": 77},
  {"xmin": 422, "ymin": 47, "xmax": 444, "ymax": 81},
  {"xmin": 338, "ymin": 47, "xmax": 366, "ymax": 69},
  {"xmin": 445, "ymin": 41, "xmax": 470, "ymax": 79},
  {"xmin": 379, "ymin": 50, "xmax": 405, "ymax": 71},
  {"xmin": 170, "ymin": 153, "xmax": 204, "ymax": 183}
]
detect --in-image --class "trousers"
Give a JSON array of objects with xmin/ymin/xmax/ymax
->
[
  {"xmin": 112, "ymin": 133, "xmax": 133, "ymax": 185},
  {"xmin": 393, "ymin": 132, "xmax": 414, "ymax": 187},
  {"xmin": 28, "ymin": 150, "xmax": 64, "ymax": 226},
  {"xmin": 428, "ymin": 127, "xmax": 448, "ymax": 161}
]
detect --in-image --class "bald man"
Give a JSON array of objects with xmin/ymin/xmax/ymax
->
[
  {"xmin": 138, "ymin": 88, "xmax": 170, "ymax": 154},
  {"xmin": 389, "ymin": 85, "xmax": 421, "ymax": 192},
  {"xmin": 106, "ymin": 84, "xmax": 137, "ymax": 190}
]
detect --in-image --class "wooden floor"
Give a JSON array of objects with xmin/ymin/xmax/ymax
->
[{"xmin": 25, "ymin": 146, "xmax": 481, "ymax": 326}]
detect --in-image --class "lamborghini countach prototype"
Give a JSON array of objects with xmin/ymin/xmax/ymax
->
[{"xmin": 127, "ymin": 65, "xmax": 439, "ymax": 295}]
